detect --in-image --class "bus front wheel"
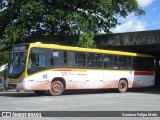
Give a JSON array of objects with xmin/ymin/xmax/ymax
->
[
  {"xmin": 118, "ymin": 80, "xmax": 128, "ymax": 93},
  {"xmin": 49, "ymin": 81, "xmax": 64, "ymax": 96}
]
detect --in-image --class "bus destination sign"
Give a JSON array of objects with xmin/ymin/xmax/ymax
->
[{"xmin": 12, "ymin": 45, "xmax": 28, "ymax": 51}]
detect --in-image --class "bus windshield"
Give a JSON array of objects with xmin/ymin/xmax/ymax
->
[{"xmin": 8, "ymin": 52, "xmax": 27, "ymax": 77}]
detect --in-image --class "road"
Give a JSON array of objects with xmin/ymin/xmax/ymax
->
[{"xmin": 0, "ymin": 87, "xmax": 160, "ymax": 120}]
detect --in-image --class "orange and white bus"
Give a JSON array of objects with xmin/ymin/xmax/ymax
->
[{"xmin": 7, "ymin": 42, "xmax": 155, "ymax": 95}]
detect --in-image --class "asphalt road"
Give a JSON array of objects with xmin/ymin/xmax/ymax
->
[{"xmin": 0, "ymin": 87, "xmax": 160, "ymax": 120}]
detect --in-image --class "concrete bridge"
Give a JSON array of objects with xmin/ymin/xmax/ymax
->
[{"xmin": 95, "ymin": 30, "xmax": 160, "ymax": 58}]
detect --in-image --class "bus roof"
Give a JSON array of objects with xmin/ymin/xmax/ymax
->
[{"xmin": 16, "ymin": 42, "xmax": 154, "ymax": 58}]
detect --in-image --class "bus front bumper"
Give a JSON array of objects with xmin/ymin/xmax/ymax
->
[
  {"xmin": 8, "ymin": 82, "xmax": 26, "ymax": 90},
  {"xmin": 8, "ymin": 80, "xmax": 50, "ymax": 90},
  {"xmin": 8, "ymin": 83, "xmax": 17, "ymax": 89}
]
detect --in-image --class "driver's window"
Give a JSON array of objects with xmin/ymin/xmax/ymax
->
[
  {"xmin": 28, "ymin": 53, "xmax": 46, "ymax": 69},
  {"xmin": 39, "ymin": 54, "xmax": 46, "ymax": 67}
]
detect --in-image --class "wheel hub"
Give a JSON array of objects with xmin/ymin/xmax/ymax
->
[{"xmin": 52, "ymin": 84, "xmax": 60, "ymax": 93}]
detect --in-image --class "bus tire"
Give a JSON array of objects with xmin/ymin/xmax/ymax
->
[
  {"xmin": 34, "ymin": 90, "xmax": 46, "ymax": 95},
  {"xmin": 49, "ymin": 81, "xmax": 64, "ymax": 96},
  {"xmin": 118, "ymin": 80, "xmax": 128, "ymax": 93}
]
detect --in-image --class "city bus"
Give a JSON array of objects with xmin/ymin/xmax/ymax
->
[{"xmin": 7, "ymin": 42, "xmax": 155, "ymax": 96}]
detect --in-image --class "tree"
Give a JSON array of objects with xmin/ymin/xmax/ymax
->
[
  {"xmin": 0, "ymin": 51, "xmax": 9, "ymax": 64},
  {"xmin": 0, "ymin": 0, "xmax": 144, "ymax": 49}
]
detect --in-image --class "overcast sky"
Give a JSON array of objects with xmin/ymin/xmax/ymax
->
[{"xmin": 111, "ymin": 0, "xmax": 160, "ymax": 33}]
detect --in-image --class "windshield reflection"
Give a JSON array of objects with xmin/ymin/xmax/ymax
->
[{"xmin": 8, "ymin": 52, "xmax": 27, "ymax": 77}]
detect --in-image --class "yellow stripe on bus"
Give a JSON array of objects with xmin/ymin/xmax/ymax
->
[{"xmin": 29, "ymin": 43, "xmax": 154, "ymax": 58}]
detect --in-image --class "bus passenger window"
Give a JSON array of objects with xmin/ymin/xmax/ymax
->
[
  {"xmin": 87, "ymin": 53, "xmax": 96, "ymax": 68},
  {"xmin": 68, "ymin": 51, "xmax": 76, "ymax": 67},
  {"xmin": 104, "ymin": 57, "xmax": 111, "ymax": 68},
  {"xmin": 64, "ymin": 51, "xmax": 67, "ymax": 67},
  {"xmin": 104, "ymin": 55, "xmax": 118, "ymax": 69},
  {"xmin": 50, "ymin": 58, "xmax": 54, "ymax": 66},
  {"xmin": 133, "ymin": 57, "xmax": 154, "ymax": 71},
  {"xmin": 95, "ymin": 54, "xmax": 103, "ymax": 68},
  {"xmin": 76, "ymin": 52, "xmax": 86, "ymax": 67},
  {"xmin": 118, "ymin": 56, "xmax": 131, "ymax": 70},
  {"xmin": 51, "ymin": 51, "xmax": 64, "ymax": 67}
]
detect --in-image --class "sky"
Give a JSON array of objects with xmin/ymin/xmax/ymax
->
[{"xmin": 111, "ymin": 0, "xmax": 160, "ymax": 33}]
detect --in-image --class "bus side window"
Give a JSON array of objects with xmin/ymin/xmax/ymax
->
[
  {"xmin": 133, "ymin": 57, "xmax": 154, "ymax": 71},
  {"xmin": 28, "ymin": 53, "xmax": 36, "ymax": 68},
  {"xmin": 29, "ymin": 52, "xmax": 46, "ymax": 68},
  {"xmin": 87, "ymin": 53, "xmax": 96, "ymax": 68},
  {"xmin": 68, "ymin": 51, "xmax": 76, "ymax": 67},
  {"xmin": 64, "ymin": 51, "xmax": 68, "ymax": 67},
  {"xmin": 51, "ymin": 51, "xmax": 64, "ymax": 67},
  {"xmin": 50, "ymin": 58, "xmax": 54, "ymax": 66},
  {"xmin": 104, "ymin": 56, "xmax": 110, "ymax": 68},
  {"xmin": 104, "ymin": 55, "xmax": 118, "ymax": 69},
  {"xmin": 118, "ymin": 56, "xmax": 131, "ymax": 70},
  {"xmin": 95, "ymin": 54, "xmax": 103, "ymax": 68},
  {"xmin": 76, "ymin": 52, "xmax": 86, "ymax": 67},
  {"xmin": 39, "ymin": 54, "xmax": 46, "ymax": 67}
]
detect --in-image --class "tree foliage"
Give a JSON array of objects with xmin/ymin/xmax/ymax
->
[
  {"xmin": 0, "ymin": 51, "xmax": 9, "ymax": 64},
  {"xmin": 0, "ymin": 0, "xmax": 144, "ymax": 49}
]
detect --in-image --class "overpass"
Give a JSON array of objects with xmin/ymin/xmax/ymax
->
[
  {"xmin": 95, "ymin": 30, "xmax": 160, "ymax": 58},
  {"xmin": 94, "ymin": 30, "xmax": 160, "ymax": 87}
]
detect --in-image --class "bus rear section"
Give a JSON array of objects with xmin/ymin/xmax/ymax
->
[{"xmin": 133, "ymin": 71, "xmax": 155, "ymax": 87}]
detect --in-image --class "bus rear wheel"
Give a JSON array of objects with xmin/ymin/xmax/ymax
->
[
  {"xmin": 118, "ymin": 80, "xmax": 128, "ymax": 93},
  {"xmin": 49, "ymin": 81, "xmax": 64, "ymax": 96}
]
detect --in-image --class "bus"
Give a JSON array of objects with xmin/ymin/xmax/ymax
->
[{"xmin": 7, "ymin": 42, "xmax": 155, "ymax": 96}]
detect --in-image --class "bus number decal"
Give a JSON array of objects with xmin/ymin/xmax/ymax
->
[{"xmin": 62, "ymin": 72, "xmax": 67, "ymax": 76}]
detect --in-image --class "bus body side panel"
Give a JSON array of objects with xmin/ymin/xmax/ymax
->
[
  {"xmin": 65, "ymin": 69, "xmax": 131, "ymax": 89},
  {"xmin": 67, "ymin": 69, "xmax": 133, "ymax": 89},
  {"xmin": 16, "ymin": 70, "xmax": 65, "ymax": 90},
  {"xmin": 132, "ymin": 71, "xmax": 155, "ymax": 88},
  {"xmin": 103, "ymin": 70, "xmax": 133, "ymax": 89},
  {"xmin": 16, "ymin": 69, "xmax": 155, "ymax": 91},
  {"xmin": 84, "ymin": 70, "xmax": 103, "ymax": 89},
  {"xmin": 54, "ymin": 69, "xmax": 87, "ymax": 90}
]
